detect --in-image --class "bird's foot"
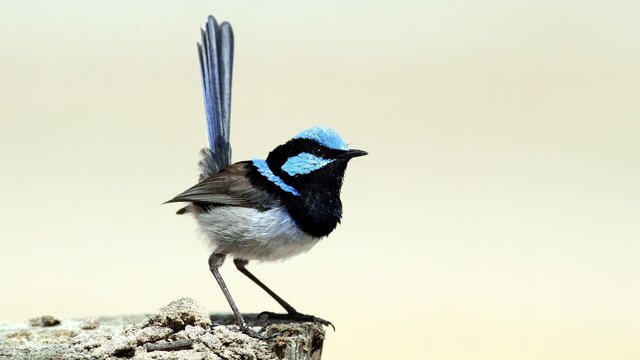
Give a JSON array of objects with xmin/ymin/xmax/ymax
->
[
  {"xmin": 210, "ymin": 320, "xmax": 280, "ymax": 340},
  {"xmin": 237, "ymin": 325, "xmax": 280, "ymax": 340},
  {"xmin": 258, "ymin": 311, "xmax": 335, "ymax": 331}
]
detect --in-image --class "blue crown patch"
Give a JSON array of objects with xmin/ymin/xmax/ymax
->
[{"xmin": 294, "ymin": 126, "xmax": 348, "ymax": 151}]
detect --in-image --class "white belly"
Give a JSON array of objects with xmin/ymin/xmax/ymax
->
[{"xmin": 195, "ymin": 206, "xmax": 321, "ymax": 261}]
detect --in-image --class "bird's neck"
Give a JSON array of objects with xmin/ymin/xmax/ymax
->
[{"xmin": 284, "ymin": 177, "xmax": 344, "ymax": 238}]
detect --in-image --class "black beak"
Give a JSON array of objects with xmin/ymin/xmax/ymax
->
[{"xmin": 339, "ymin": 149, "xmax": 368, "ymax": 159}]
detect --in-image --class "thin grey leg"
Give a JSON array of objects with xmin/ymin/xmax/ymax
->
[
  {"xmin": 208, "ymin": 253, "xmax": 271, "ymax": 339},
  {"xmin": 233, "ymin": 258, "xmax": 335, "ymax": 330},
  {"xmin": 233, "ymin": 258, "xmax": 297, "ymax": 314}
]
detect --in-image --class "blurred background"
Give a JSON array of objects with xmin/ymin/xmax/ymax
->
[{"xmin": 1, "ymin": 1, "xmax": 639, "ymax": 359}]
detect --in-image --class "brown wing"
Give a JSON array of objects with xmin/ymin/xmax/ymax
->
[{"xmin": 166, "ymin": 161, "xmax": 280, "ymax": 211}]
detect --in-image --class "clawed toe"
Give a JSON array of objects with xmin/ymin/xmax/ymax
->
[{"xmin": 310, "ymin": 316, "xmax": 335, "ymax": 330}]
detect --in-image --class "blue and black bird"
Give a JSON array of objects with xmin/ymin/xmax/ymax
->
[{"xmin": 167, "ymin": 16, "xmax": 367, "ymax": 339}]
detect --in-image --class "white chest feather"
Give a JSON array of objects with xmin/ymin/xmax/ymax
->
[{"xmin": 195, "ymin": 206, "xmax": 321, "ymax": 261}]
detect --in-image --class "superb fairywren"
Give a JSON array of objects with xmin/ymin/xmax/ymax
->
[{"xmin": 167, "ymin": 16, "xmax": 366, "ymax": 339}]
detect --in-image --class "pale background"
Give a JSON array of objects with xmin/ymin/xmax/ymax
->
[{"xmin": 1, "ymin": 1, "xmax": 639, "ymax": 359}]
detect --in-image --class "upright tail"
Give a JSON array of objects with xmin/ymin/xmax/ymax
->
[{"xmin": 197, "ymin": 16, "xmax": 234, "ymax": 179}]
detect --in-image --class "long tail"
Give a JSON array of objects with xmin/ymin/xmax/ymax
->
[{"xmin": 197, "ymin": 16, "xmax": 234, "ymax": 179}]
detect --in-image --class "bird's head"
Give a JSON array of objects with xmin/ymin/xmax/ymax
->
[{"xmin": 264, "ymin": 126, "xmax": 367, "ymax": 195}]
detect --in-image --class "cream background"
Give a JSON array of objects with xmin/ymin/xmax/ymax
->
[{"xmin": 1, "ymin": 1, "xmax": 639, "ymax": 359}]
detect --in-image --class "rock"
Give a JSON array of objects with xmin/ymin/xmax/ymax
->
[
  {"xmin": 28, "ymin": 315, "xmax": 60, "ymax": 327},
  {"xmin": 139, "ymin": 298, "xmax": 212, "ymax": 331},
  {"xmin": 0, "ymin": 298, "xmax": 325, "ymax": 360},
  {"xmin": 79, "ymin": 318, "xmax": 99, "ymax": 330}
]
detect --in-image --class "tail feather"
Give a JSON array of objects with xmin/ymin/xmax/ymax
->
[{"xmin": 198, "ymin": 16, "xmax": 234, "ymax": 179}]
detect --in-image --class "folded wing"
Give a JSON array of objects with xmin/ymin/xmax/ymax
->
[{"xmin": 167, "ymin": 162, "xmax": 280, "ymax": 211}]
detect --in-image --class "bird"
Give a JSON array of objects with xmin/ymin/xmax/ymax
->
[{"xmin": 166, "ymin": 15, "xmax": 367, "ymax": 339}]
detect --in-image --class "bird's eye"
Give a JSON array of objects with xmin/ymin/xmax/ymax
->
[{"xmin": 312, "ymin": 148, "xmax": 324, "ymax": 157}]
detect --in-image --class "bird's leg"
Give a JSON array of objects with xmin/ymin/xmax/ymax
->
[
  {"xmin": 208, "ymin": 253, "xmax": 272, "ymax": 339},
  {"xmin": 233, "ymin": 258, "xmax": 334, "ymax": 330},
  {"xmin": 233, "ymin": 258, "xmax": 296, "ymax": 313}
]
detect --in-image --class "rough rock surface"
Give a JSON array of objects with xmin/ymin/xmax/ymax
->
[{"xmin": 0, "ymin": 298, "xmax": 324, "ymax": 360}]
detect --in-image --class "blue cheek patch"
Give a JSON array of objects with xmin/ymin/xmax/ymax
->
[
  {"xmin": 252, "ymin": 159, "xmax": 300, "ymax": 196},
  {"xmin": 294, "ymin": 126, "xmax": 348, "ymax": 151},
  {"xmin": 281, "ymin": 153, "xmax": 335, "ymax": 176}
]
